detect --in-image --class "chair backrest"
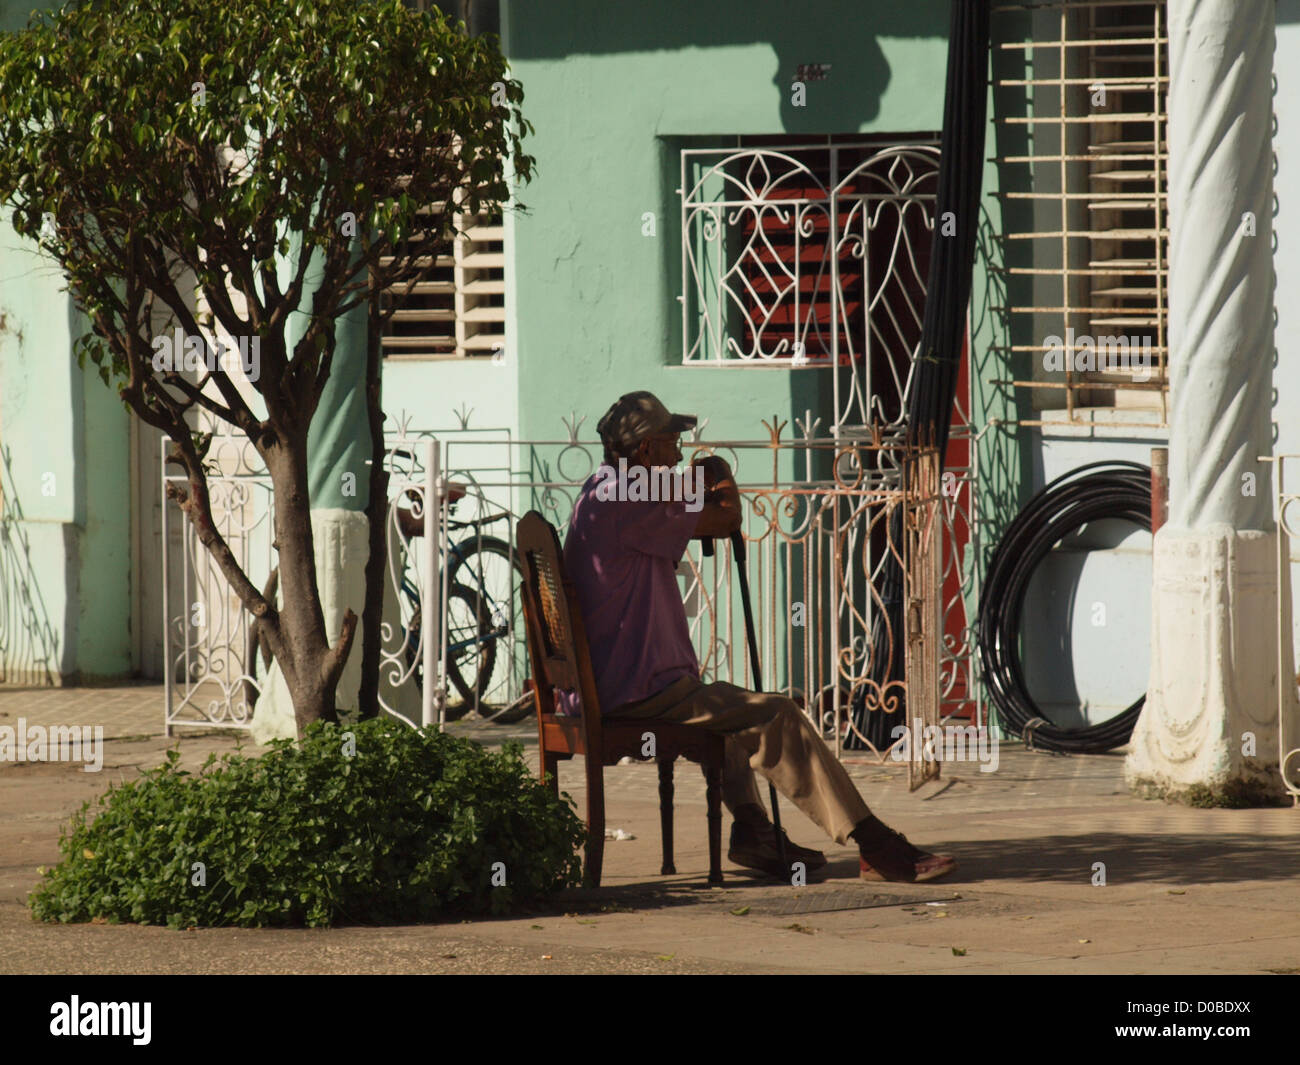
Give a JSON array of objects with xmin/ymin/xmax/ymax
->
[{"xmin": 516, "ymin": 510, "xmax": 604, "ymax": 751}]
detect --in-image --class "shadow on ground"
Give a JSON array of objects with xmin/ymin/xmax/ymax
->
[
  {"xmin": 539, "ymin": 827, "xmax": 1300, "ymax": 909},
  {"xmin": 938, "ymin": 832, "xmax": 1300, "ymax": 886}
]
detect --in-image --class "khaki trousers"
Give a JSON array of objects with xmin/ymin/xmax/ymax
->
[{"xmin": 611, "ymin": 675, "xmax": 871, "ymax": 845}]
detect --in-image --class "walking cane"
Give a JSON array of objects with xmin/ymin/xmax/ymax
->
[{"xmin": 702, "ymin": 531, "xmax": 789, "ymax": 875}]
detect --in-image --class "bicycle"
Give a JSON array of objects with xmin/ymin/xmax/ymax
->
[
  {"xmin": 246, "ymin": 449, "xmax": 529, "ymax": 723},
  {"xmin": 388, "ymin": 447, "xmax": 530, "ymax": 722}
]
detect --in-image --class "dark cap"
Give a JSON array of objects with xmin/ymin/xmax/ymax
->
[{"xmin": 596, "ymin": 391, "xmax": 697, "ymax": 456}]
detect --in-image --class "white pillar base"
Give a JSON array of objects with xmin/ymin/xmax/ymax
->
[
  {"xmin": 250, "ymin": 509, "xmax": 420, "ymax": 745},
  {"xmin": 1125, "ymin": 524, "xmax": 1299, "ymax": 800}
]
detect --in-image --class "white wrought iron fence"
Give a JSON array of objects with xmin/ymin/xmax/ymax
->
[
  {"xmin": 162, "ymin": 428, "xmax": 448, "ymax": 734},
  {"xmin": 162, "ymin": 411, "xmax": 981, "ymax": 782},
  {"xmin": 1265, "ymin": 454, "xmax": 1300, "ymax": 804},
  {"xmin": 162, "ymin": 430, "xmax": 274, "ymax": 733}
]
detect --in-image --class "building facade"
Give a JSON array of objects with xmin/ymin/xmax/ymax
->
[{"xmin": 2, "ymin": 1, "xmax": 1298, "ymax": 758}]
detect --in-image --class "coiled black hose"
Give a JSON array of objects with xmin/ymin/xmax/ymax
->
[{"xmin": 978, "ymin": 461, "xmax": 1151, "ymax": 753}]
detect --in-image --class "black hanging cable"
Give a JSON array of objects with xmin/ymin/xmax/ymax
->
[
  {"xmin": 849, "ymin": 0, "xmax": 990, "ymax": 749},
  {"xmin": 977, "ymin": 462, "xmax": 1151, "ymax": 754}
]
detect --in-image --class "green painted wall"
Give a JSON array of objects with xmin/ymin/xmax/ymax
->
[
  {"xmin": 294, "ymin": 236, "xmax": 372, "ymax": 512},
  {"xmin": 0, "ymin": 0, "xmax": 142, "ymax": 683},
  {"xmin": 381, "ymin": 357, "xmax": 518, "ymax": 439},
  {"xmin": 74, "ymin": 298, "xmax": 133, "ymax": 678},
  {"xmin": 500, "ymin": 0, "xmax": 951, "ymax": 449},
  {"xmin": 0, "ymin": 231, "xmax": 132, "ymax": 682}
]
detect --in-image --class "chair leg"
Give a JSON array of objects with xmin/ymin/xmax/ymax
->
[
  {"xmin": 541, "ymin": 751, "xmax": 559, "ymax": 796},
  {"xmin": 704, "ymin": 761, "xmax": 724, "ymax": 886},
  {"xmin": 658, "ymin": 757, "xmax": 676, "ymax": 875},
  {"xmin": 585, "ymin": 755, "xmax": 605, "ymax": 888},
  {"xmin": 585, "ymin": 827, "xmax": 605, "ymax": 889}
]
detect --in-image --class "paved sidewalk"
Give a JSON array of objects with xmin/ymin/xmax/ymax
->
[{"xmin": 1, "ymin": 684, "xmax": 1298, "ymax": 974}]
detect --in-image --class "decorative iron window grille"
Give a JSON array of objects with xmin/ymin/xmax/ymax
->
[
  {"xmin": 679, "ymin": 137, "xmax": 940, "ymax": 430},
  {"xmin": 991, "ymin": 0, "xmax": 1170, "ymax": 427}
]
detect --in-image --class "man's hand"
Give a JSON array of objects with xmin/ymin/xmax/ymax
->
[
  {"xmin": 694, "ymin": 455, "xmax": 738, "ymax": 502},
  {"xmin": 691, "ymin": 454, "xmax": 743, "ymax": 539}
]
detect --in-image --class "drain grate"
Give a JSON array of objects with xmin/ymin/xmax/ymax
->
[{"xmin": 742, "ymin": 890, "xmax": 955, "ymax": 917}]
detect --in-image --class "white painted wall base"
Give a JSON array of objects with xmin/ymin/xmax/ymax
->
[
  {"xmin": 250, "ymin": 509, "xmax": 419, "ymax": 745},
  {"xmin": 1125, "ymin": 525, "xmax": 1300, "ymax": 796}
]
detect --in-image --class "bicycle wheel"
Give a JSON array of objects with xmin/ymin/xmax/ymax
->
[
  {"xmin": 404, "ymin": 585, "xmax": 492, "ymax": 723},
  {"xmin": 444, "ymin": 582, "xmax": 499, "ymax": 715},
  {"xmin": 447, "ymin": 534, "xmax": 529, "ymax": 720}
]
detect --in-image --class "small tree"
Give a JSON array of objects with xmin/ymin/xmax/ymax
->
[{"xmin": 0, "ymin": 0, "xmax": 532, "ymax": 733}]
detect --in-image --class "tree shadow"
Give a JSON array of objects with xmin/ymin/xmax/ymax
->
[{"xmin": 0, "ymin": 444, "xmax": 62, "ymax": 685}]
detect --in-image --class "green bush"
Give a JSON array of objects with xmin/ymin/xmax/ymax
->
[{"xmin": 30, "ymin": 719, "xmax": 585, "ymax": 928}]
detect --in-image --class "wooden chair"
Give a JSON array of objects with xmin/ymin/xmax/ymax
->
[{"xmin": 515, "ymin": 510, "xmax": 724, "ymax": 888}]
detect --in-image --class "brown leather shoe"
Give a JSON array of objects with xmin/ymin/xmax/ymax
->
[{"xmin": 729, "ymin": 821, "xmax": 827, "ymax": 879}]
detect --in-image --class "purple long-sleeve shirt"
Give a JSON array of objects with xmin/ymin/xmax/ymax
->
[{"xmin": 555, "ymin": 466, "xmax": 700, "ymax": 715}]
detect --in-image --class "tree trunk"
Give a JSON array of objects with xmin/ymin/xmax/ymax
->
[{"xmin": 264, "ymin": 438, "xmax": 356, "ymax": 734}]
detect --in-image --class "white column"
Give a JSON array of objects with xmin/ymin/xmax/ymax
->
[{"xmin": 1126, "ymin": 0, "xmax": 1300, "ymax": 799}]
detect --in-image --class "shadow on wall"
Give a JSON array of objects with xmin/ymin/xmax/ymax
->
[
  {"xmin": 985, "ymin": 11, "xmax": 1039, "ymax": 534},
  {"xmin": 505, "ymin": 0, "xmax": 945, "ymax": 70},
  {"xmin": 0, "ymin": 444, "xmax": 61, "ymax": 685},
  {"xmin": 512, "ymin": 0, "xmax": 951, "ymax": 412},
  {"xmin": 973, "ymin": 202, "xmax": 1030, "ymax": 562},
  {"xmin": 507, "ymin": 0, "xmax": 945, "ymax": 138}
]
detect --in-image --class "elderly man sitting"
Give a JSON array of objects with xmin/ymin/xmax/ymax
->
[{"xmin": 558, "ymin": 391, "xmax": 956, "ymax": 883}]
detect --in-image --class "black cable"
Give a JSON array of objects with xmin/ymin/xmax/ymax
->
[
  {"xmin": 847, "ymin": 0, "xmax": 991, "ymax": 750},
  {"xmin": 978, "ymin": 461, "xmax": 1152, "ymax": 754}
]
